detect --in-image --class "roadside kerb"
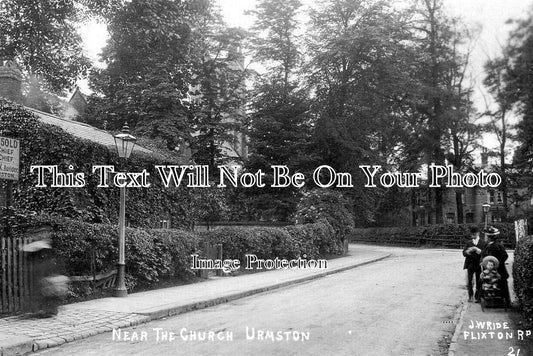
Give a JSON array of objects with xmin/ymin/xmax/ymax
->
[
  {"xmin": 2, "ymin": 252, "xmax": 390, "ymax": 355},
  {"xmin": 448, "ymin": 295, "xmax": 469, "ymax": 356},
  {"xmin": 0, "ymin": 334, "xmax": 33, "ymax": 356}
]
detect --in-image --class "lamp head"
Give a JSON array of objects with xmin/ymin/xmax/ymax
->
[{"xmin": 114, "ymin": 122, "xmax": 137, "ymax": 159}]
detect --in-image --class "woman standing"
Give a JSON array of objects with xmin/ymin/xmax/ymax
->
[{"xmin": 481, "ymin": 226, "xmax": 510, "ymax": 306}]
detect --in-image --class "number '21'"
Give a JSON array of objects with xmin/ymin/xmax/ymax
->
[{"xmin": 508, "ymin": 347, "xmax": 520, "ymax": 356}]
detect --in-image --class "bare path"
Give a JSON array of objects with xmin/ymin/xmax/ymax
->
[{"xmin": 37, "ymin": 247, "xmax": 465, "ymax": 356}]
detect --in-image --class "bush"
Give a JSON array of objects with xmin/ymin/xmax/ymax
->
[
  {"xmin": 199, "ymin": 227, "xmax": 284, "ymax": 261},
  {"xmin": 285, "ymin": 221, "xmax": 340, "ymax": 257},
  {"xmin": 150, "ymin": 228, "xmax": 200, "ymax": 280},
  {"xmin": 513, "ymin": 235, "xmax": 533, "ymax": 327},
  {"xmin": 293, "ymin": 189, "xmax": 354, "ymax": 252},
  {"xmin": 199, "ymin": 220, "xmax": 339, "ymax": 261}
]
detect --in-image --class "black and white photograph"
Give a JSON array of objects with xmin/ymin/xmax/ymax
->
[{"xmin": 0, "ymin": 0, "xmax": 533, "ymax": 355}]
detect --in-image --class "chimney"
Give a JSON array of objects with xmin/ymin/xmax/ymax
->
[{"xmin": 0, "ymin": 59, "xmax": 23, "ymax": 104}]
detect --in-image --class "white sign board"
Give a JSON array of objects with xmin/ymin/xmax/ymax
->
[
  {"xmin": 0, "ymin": 136, "xmax": 20, "ymax": 180},
  {"xmin": 515, "ymin": 218, "xmax": 528, "ymax": 242}
]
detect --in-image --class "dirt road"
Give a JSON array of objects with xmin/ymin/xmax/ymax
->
[{"xmin": 38, "ymin": 247, "xmax": 465, "ymax": 356}]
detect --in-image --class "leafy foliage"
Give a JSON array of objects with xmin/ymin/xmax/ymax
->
[
  {"xmin": 0, "ymin": 98, "xmax": 223, "ymax": 228},
  {"xmin": 293, "ymin": 189, "xmax": 354, "ymax": 250},
  {"xmin": 86, "ymin": 0, "xmax": 200, "ymax": 149},
  {"xmin": 0, "ymin": 0, "xmax": 92, "ymax": 93},
  {"xmin": 242, "ymin": 0, "xmax": 314, "ymax": 221},
  {"xmin": 188, "ymin": 11, "xmax": 249, "ymax": 168},
  {"xmin": 199, "ymin": 220, "xmax": 337, "ymax": 261},
  {"xmin": 513, "ymin": 235, "xmax": 533, "ymax": 327},
  {"xmin": 11, "ymin": 213, "xmax": 201, "ymax": 292}
]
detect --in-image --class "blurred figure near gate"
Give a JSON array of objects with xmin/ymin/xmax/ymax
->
[{"xmin": 23, "ymin": 238, "xmax": 68, "ymax": 318}]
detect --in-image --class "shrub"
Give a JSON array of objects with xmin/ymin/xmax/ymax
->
[
  {"xmin": 149, "ymin": 228, "xmax": 200, "ymax": 280},
  {"xmin": 283, "ymin": 224, "xmax": 320, "ymax": 259},
  {"xmin": 285, "ymin": 221, "xmax": 340, "ymax": 257},
  {"xmin": 199, "ymin": 220, "xmax": 340, "ymax": 261},
  {"xmin": 293, "ymin": 189, "xmax": 355, "ymax": 252},
  {"xmin": 198, "ymin": 227, "xmax": 281, "ymax": 261},
  {"xmin": 513, "ymin": 235, "xmax": 533, "ymax": 327}
]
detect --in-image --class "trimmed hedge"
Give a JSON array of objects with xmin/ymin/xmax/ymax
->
[
  {"xmin": 7, "ymin": 209, "xmax": 340, "ymax": 301},
  {"xmin": 10, "ymin": 213, "xmax": 200, "ymax": 294},
  {"xmin": 198, "ymin": 220, "xmax": 341, "ymax": 261},
  {"xmin": 350, "ymin": 223, "xmax": 516, "ymax": 249},
  {"xmin": 513, "ymin": 235, "xmax": 533, "ymax": 327}
]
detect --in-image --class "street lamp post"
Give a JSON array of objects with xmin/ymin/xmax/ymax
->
[
  {"xmin": 113, "ymin": 123, "xmax": 137, "ymax": 297},
  {"xmin": 482, "ymin": 203, "xmax": 491, "ymax": 230}
]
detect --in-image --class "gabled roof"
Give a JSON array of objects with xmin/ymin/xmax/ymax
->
[
  {"xmin": 68, "ymin": 87, "xmax": 87, "ymax": 105},
  {"xmin": 27, "ymin": 107, "xmax": 153, "ymax": 155}
]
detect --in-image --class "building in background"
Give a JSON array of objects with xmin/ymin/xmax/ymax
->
[
  {"xmin": 65, "ymin": 86, "xmax": 87, "ymax": 119},
  {"xmin": 412, "ymin": 150, "xmax": 532, "ymax": 226}
]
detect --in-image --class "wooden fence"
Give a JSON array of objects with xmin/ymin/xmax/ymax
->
[
  {"xmin": 0, "ymin": 234, "xmax": 32, "ymax": 314},
  {"xmin": 351, "ymin": 227, "xmax": 516, "ymax": 249},
  {"xmin": 0, "ymin": 225, "xmax": 51, "ymax": 315}
]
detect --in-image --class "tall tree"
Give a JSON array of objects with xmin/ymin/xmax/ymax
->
[
  {"xmin": 187, "ymin": 4, "xmax": 249, "ymax": 169},
  {"xmin": 0, "ymin": 0, "xmax": 93, "ymax": 93},
  {"xmin": 86, "ymin": 0, "xmax": 208, "ymax": 150},
  {"xmin": 442, "ymin": 22, "xmax": 480, "ymax": 224},
  {"xmin": 483, "ymin": 55, "xmax": 515, "ymax": 219},
  {"xmin": 403, "ymin": 0, "xmax": 476, "ymax": 224},
  {"xmin": 494, "ymin": 12, "xmax": 533, "ymax": 210},
  {"xmin": 242, "ymin": 0, "xmax": 314, "ymax": 220},
  {"xmin": 305, "ymin": 0, "xmax": 416, "ymax": 224}
]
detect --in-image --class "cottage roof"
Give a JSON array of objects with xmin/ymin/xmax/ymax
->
[{"xmin": 27, "ymin": 107, "xmax": 153, "ymax": 155}]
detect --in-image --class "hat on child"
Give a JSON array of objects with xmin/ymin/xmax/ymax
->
[{"xmin": 481, "ymin": 255, "xmax": 499, "ymax": 269}]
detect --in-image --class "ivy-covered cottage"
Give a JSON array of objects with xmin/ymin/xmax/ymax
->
[{"xmin": 0, "ymin": 59, "xmax": 195, "ymax": 228}]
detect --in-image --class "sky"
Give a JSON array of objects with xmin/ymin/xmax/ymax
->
[{"xmin": 77, "ymin": 0, "xmax": 533, "ymax": 155}]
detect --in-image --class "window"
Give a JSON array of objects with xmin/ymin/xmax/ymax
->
[
  {"xmin": 465, "ymin": 212, "xmax": 474, "ymax": 224},
  {"xmin": 446, "ymin": 213, "xmax": 455, "ymax": 224},
  {"xmin": 488, "ymin": 190, "xmax": 495, "ymax": 204},
  {"xmin": 497, "ymin": 191, "xmax": 503, "ymax": 204},
  {"xmin": 159, "ymin": 220, "xmax": 169, "ymax": 229}
]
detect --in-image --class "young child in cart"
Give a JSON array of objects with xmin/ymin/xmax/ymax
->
[{"xmin": 480, "ymin": 256, "xmax": 501, "ymax": 297}]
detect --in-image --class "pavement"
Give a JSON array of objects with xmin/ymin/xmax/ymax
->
[
  {"xmin": 449, "ymin": 254, "xmax": 533, "ymax": 356},
  {"xmin": 0, "ymin": 244, "xmax": 390, "ymax": 355}
]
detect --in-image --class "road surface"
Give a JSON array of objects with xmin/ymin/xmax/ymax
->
[{"xmin": 37, "ymin": 247, "xmax": 465, "ymax": 356}]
